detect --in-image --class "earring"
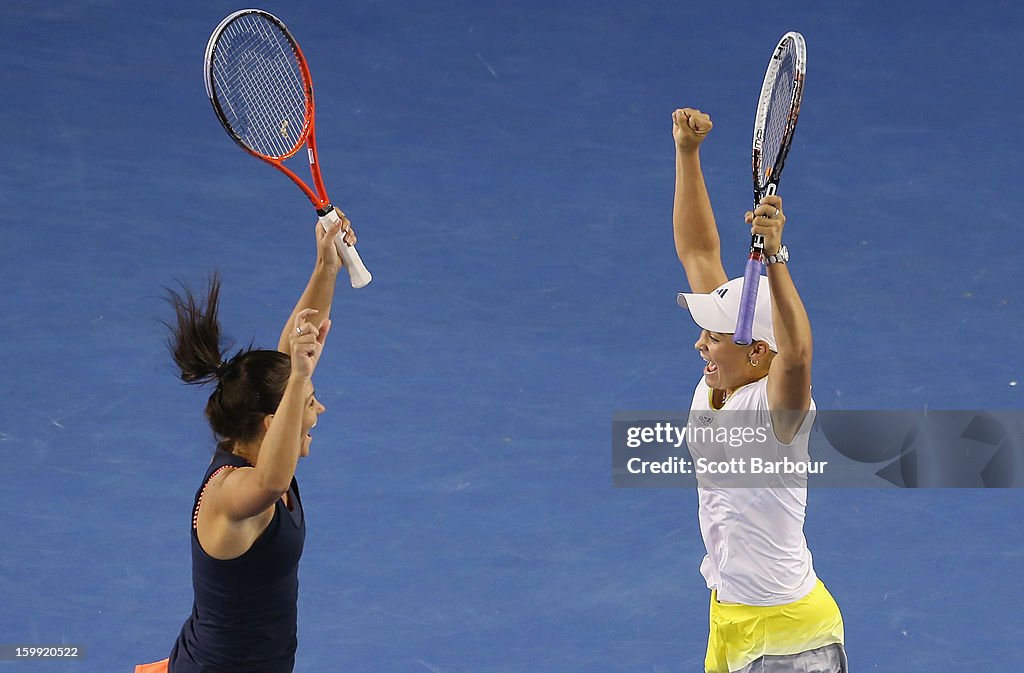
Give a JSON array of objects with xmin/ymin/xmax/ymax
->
[{"xmin": 750, "ymin": 360, "xmax": 758, "ymax": 367}]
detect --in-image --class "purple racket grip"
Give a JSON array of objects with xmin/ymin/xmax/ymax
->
[{"xmin": 733, "ymin": 254, "xmax": 763, "ymax": 345}]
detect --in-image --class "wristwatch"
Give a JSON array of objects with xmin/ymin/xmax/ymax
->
[{"xmin": 764, "ymin": 244, "xmax": 789, "ymax": 266}]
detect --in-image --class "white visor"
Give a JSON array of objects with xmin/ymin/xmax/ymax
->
[{"xmin": 677, "ymin": 276, "xmax": 777, "ymax": 352}]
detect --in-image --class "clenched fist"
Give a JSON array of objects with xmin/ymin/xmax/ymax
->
[{"xmin": 673, "ymin": 108, "xmax": 713, "ymax": 152}]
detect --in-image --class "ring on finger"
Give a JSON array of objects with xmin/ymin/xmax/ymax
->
[
  {"xmin": 296, "ymin": 326, "xmax": 304, "ymax": 335},
  {"xmin": 774, "ymin": 207, "xmax": 781, "ymax": 217}
]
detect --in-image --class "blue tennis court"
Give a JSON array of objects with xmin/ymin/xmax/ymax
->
[{"xmin": 1, "ymin": 0, "xmax": 1021, "ymax": 671}]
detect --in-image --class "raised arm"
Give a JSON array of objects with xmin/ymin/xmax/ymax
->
[
  {"xmin": 221, "ymin": 310, "xmax": 331, "ymax": 520},
  {"xmin": 747, "ymin": 195, "xmax": 813, "ymax": 440},
  {"xmin": 277, "ymin": 214, "xmax": 356, "ymax": 353},
  {"xmin": 672, "ymin": 108, "xmax": 728, "ymax": 294}
]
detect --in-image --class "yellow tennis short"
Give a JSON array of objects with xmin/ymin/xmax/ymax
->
[{"xmin": 705, "ymin": 580, "xmax": 845, "ymax": 673}]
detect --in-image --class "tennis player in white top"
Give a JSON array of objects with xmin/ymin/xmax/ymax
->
[{"xmin": 672, "ymin": 107, "xmax": 847, "ymax": 673}]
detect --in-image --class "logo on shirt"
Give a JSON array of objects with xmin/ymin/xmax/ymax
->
[{"xmin": 715, "ymin": 288, "xmax": 728, "ymax": 298}]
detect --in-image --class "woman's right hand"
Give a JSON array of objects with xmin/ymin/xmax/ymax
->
[
  {"xmin": 673, "ymin": 108, "xmax": 713, "ymax": 151},
  {"xmin": 317, "ymin": 213, "xmax": 357, "ymax": 275},
  {"xmin": 288, "ymin": 308, "xmax": 330, "ymax": 379}
]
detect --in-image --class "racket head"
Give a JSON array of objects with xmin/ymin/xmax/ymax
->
[
  {"xmin": 204, "ymin": 9, "xmax": 315, "ymax": 161},
  {"xmin": 751, "ymin": 31, "xmax": 806, "ymax": 203}
]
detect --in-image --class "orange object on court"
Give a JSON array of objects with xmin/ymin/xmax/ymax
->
[{"xmin": 134, "ymin": 659, "xmax": 169, "ymax": 673}]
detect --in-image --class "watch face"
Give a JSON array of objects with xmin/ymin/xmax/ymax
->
[{"xmin": 768, "ymin": 246, "xmax": 787, "ymax": 264}]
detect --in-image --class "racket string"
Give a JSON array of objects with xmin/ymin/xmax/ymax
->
[
  {"xmin": 218, "ymin": 19, "xmax": 303, "ymax": 155},
  {"xmin": 220, "ymin": 19, "xmax": 303, "ymax": 154},
  {"xmin": 758, "ymin": 46, "xmax": 798, "ymax": 187},
  {"xmin": 211, "ymin": 14, "xmax": 309, "ymax": 158}
]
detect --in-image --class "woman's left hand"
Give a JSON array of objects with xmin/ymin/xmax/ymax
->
[
  {"xmin": 745, "ymin": 195, "xmax": 786, "ymax": 256},
  {"xmin": 288, "ymin": 308, "xmax": 330, "ymax": 379}
]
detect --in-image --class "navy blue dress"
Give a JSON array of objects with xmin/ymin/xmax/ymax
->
[{"xmin": 169, "ymin": 450, "xmax": 305, "ymax": 673}]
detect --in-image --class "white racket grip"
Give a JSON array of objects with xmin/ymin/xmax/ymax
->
[{"xmin": 318, "ymin": 209, "xmax": 372, "ymax": 288}]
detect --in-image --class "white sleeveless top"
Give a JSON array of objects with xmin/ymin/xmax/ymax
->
[{"xmin": 687, "ymin": 376, "xmax": 818, "ymax": 605}]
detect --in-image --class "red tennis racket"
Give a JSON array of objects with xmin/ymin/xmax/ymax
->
[{"xmin": 204, "ymin": 9, "xmax": 371, "ymax": 288}]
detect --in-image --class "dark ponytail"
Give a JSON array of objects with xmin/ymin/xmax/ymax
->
[{"xmin": 164, "ymin": 273, "xmax": 292, "ymax": 452}]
